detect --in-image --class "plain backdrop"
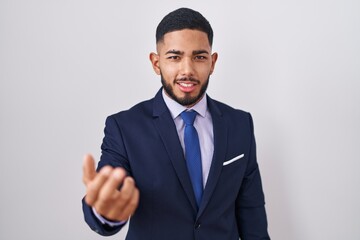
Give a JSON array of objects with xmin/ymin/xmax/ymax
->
[{"xmin": 1, "ymin": 0, "xmax": 359, "ymax": 239}]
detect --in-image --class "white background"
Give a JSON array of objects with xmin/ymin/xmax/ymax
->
[{"xmin": 1, "ymin": 0, "xmax": 359, "ymax": 239}]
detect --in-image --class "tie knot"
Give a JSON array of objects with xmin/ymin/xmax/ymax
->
[{"xmin": 181, "ymin": 110, "xmax": 197, "ymax": 125}]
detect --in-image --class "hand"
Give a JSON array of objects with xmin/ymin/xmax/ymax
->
[{"xmin": 82, "ymin": 154, "xmax": 139, "ymax": 221}]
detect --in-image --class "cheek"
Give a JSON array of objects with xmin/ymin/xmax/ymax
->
[
  {"xmin": 160, "ymin": 63, "xmax": 178, "ymax": 79},
  {"xmin": 197, "ymin": 65, "xmax": 212, "ymax": 78}
]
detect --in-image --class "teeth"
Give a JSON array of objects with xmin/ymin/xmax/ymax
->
[{"xmin": 179, "ymin": 83, "xmax": 194, "ymax": 87}]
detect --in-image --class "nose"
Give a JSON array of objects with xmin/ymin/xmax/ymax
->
[{"xmin": 179, "ymin": 57, "xmax": 194, "ymax": 76}]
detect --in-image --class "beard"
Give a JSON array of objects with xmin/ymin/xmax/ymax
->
[{"xmin": 161, "ymin": 73, "xmax": 210, "ymax": 107}]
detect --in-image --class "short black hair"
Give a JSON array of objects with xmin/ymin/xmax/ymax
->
[{"xmin": 156, "ymin": 8, "xmax": 213, "ymax": 46}]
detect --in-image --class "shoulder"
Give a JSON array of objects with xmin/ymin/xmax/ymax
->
[
  {"xmin": 208, "ymin": 97, "xmax": 251, "ymax": 119},
  {"xmin": 106, "ymin": 97, "xmax": 154, "ymax": 125},
  {"xmin": 208, "ymin": 98, "xmax": 257, "ymax": 147},
  {"xmin": 208, "ymin": 97, "xmax": 255, "ymax": 130}
]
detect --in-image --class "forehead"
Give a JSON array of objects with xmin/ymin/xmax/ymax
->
[{"xmin": 157, "ymin": 29, "xmax": 211, "ymax": 53}]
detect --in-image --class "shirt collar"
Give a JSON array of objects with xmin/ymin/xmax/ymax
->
[{"xmin": 162, "ymin": 89, "xmax": 208, "ymax": 119}]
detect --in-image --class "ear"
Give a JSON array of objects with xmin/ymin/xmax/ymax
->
[
  {"xmin": 210, "ymin": 52, "xmax": 218, "ymax": 75},
  {"xmin": 149, "ymin": 52, "xmax": 161, "ymax": 75}
]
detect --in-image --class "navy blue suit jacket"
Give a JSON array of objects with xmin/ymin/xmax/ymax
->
[{"xmin": 82, "ymin": 89, "xmax": 270, "ymax": 240}]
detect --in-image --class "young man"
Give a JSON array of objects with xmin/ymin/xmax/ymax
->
[{"xmin": 82, "ymin": 7, "xmax": 270, "ymax": 240}]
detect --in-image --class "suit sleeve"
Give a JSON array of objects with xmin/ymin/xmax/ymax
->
[
  {"xmin": 235, "ymin": 113, "xmax": 270, "ymax": 239},
  {"xmin": 82, "ymin": 115, "xmax": 130, "ymax": 236}
]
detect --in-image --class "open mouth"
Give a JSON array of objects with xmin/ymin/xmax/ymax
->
[{"xmin": 177, "ymin": 81, "xmax": 197, "ymax": 93}]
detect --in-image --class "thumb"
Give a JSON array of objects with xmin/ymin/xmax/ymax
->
[{"xmin": 82, "ymin": 154, "xmax": 96, "ymax": 185}]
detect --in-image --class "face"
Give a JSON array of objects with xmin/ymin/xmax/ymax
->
[{"xmin": 150, "ymin": 29, "xmax": 218, "ymax": 107}]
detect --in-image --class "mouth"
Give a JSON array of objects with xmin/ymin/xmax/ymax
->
[
  {"xmin": 176, "ymin": 81, "xmax": 198, "ymax": 93},
  {"xmin": 175, "ymin": 77, "xmax": 200, "ymax": 93}
]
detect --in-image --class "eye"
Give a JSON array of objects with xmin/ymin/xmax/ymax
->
[
  {"xmin": 167, "ymin": 56, "xmax": 180, "ymax": 60},
  {"xmin": 195, "ymin": 55, "xmax": 207, "ymax": 60}
]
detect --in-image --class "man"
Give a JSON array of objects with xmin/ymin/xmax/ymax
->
[{"xmin": 82, "ymin": 7, "xmax": 270, "ymax": 240}]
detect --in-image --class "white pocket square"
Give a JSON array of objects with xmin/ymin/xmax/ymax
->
[{"xmin": 223, "ymin": 154, "xmax": 244, "ymax": 166}]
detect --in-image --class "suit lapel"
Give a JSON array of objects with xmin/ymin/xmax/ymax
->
[
  {"xmin": 152, "ymin": 90, "xmax": 198, "ymax": 212},
  {"xmin": 197, "ymin": 96, "xmax": 228, "ymax": 218}
]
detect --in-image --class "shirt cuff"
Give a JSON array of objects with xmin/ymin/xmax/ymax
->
[{"xmin": 92, "ymin": 207, "xmax": 127, "ymax": 227}]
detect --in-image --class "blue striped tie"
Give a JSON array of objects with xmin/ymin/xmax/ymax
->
[{"xmin": 181, "ymin": 110, "xmax": 203, "ymax": 208}]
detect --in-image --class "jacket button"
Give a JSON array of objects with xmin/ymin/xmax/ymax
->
[{"xmin": 194, "ymin": 223, "xmax": 201, "ymax": 229}]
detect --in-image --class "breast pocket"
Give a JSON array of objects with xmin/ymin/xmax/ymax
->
[{"xmin": 223, "ymin": 153, "xmax": 244, "ymax": 166}]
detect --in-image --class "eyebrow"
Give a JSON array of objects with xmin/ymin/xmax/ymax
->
[
  {"xmin": 165, "ymin": 49, "xmax": 210, "ymax": 55},
  {"xmin": 193, "ymin": 50, "xmax": 209, "ymax": 55},
  {"xmin": 165, "ymin": 50, "xmax": 183, "ymax": 55}
]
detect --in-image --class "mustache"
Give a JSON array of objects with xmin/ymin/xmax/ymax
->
[{"xmin": 174, "ymin": 76, "xmax": 200, "ymax": 84}]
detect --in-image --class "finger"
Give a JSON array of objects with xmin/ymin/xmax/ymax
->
[
  {"xmin": 85, "ymin": 166, "xmax": 112, "ymax": 206},
  {"xmin": 82, "ymin": 154, "xmax": 96, "ymax": 185},
  {"xmin": 118, "ymin": 176, "xmax": 137, "ymax": 201},
  {"xmin": 113, "ymin": 177, "xmax": 137, "ymax": 213},
  {"xmin": 98, "ymin": 168, "xmax": 127, "ymax": 202},
  {"xmin": 106, "ymin": 182, "xmax": 140, "ymax": 221},
  {"xmin": 116, "ymin": 187, "xmax": 139, "ymax": 220}
]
